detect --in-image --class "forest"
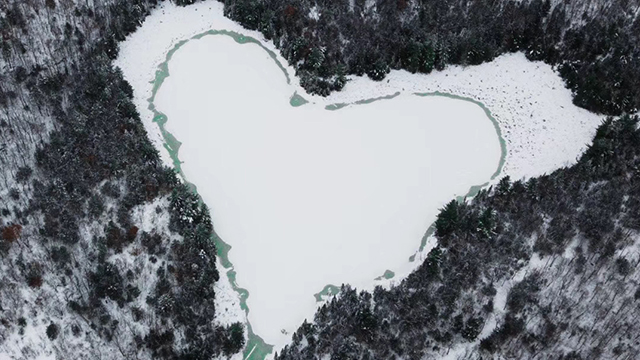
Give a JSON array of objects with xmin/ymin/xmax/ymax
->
[{"xmin": 276, "ymin": 116, "xmax": 640, "ymax": 359}]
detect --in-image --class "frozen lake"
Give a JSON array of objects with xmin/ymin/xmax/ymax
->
[{"xmin": 154, "ymin": 34, "xmax": 502, "ymax": 346}]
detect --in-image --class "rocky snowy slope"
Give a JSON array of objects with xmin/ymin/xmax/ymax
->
[{"xmin": 277, "ymin": 115, "xmax": 640, "ymax": 359}]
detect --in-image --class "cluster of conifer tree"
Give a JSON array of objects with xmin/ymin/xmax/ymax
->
[{"xmin": 223, "ymin": 0, "xmax": 640, "ymax": 115}]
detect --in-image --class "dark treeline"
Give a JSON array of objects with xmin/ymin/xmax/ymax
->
[
  {"xmin": 223, "ymin": 0, "xmax": 640, "ymax": 115},
  {"xmin": 0, "ymin": 0, "xmax": 243, "ymax": 358},
  {"xmin": 276, "ymin": 115, "xmax": 640, "ymax": 359}
]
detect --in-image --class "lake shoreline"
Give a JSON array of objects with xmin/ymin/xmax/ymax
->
[{"xmin": 115, "ymin": 2, "xmax": 602, "ymax": 357}]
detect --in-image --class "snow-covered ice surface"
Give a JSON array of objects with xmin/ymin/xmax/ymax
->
[
  {"xmin": 153, "ymin": 34, "xmax": 500, "ymax": 346},
  {"xmin": 114, "ymin": 0, "xmax": 604, "ymax": 352}
]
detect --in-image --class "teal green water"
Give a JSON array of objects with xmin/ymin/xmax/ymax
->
[{"xmin": 146, "ymin": 28, "xmax": 507, "ymax": 360}]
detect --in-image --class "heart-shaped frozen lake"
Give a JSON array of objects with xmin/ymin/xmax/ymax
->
[{"xmin": 154, "ymin": 34, "xmax": 501, "ymax": 346}]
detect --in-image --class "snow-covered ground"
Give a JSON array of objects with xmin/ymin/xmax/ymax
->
[{"xmin": 114, "ymin": 0, "xmax": 604, "ymax": 352}]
